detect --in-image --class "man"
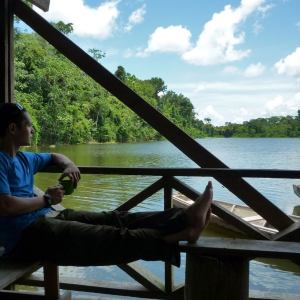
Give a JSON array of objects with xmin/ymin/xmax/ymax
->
[{"xmin": 0, "ymin": 102, "xmax": 212, "ymax": 267}]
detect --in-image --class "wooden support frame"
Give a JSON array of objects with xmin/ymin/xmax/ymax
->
[
  {"xmin": 13, "ymin": 0, "xmax": 294, "ymax": 232},
  {"xmin": 27, "ymin": 0, "xmax": 50, "ymax": 12},
  {"xmin": 0, "ymin": 0, "xmax": 14, "ymax": 104}
]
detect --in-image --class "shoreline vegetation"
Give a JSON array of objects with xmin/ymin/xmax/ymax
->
[{"xmin": 14, "ymin": 19, "xmax": 300, "ymax": 147}]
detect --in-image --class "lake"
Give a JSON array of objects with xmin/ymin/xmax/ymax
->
[{"xmin": 27, "ymin": 138, "xmax": 300, "ymax": 298}]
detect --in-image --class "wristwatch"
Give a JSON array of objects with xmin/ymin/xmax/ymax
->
[{"xmin": 43, "ymin": 194, "xmax": 53, "ymax": 208}]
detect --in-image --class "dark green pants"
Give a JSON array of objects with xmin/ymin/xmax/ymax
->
[{"xmin": 12, "ymin": 208, "xmax": 188, "ymax": 267}]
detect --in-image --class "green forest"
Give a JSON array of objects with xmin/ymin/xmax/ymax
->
[{"xmin": 13, "ymin": 18, "xmax": 300, "ymax": 146}]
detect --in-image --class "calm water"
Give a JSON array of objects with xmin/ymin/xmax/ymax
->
[{"xmin": 26, "ymin": 138, "xmax": 300, "ymax": 298}]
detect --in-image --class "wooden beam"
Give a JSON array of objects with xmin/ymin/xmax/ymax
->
[
  {"xmin": 272, "ymin": 221, "xmax": 300, "ymax": 242},
  {"xmin": 117, "ymin": 262, "xmax": 165, "ymax": 292},
  {"xmin": 27, "ymin": 0, "xmax": 50, "ymax": 12},
  {"xmin": 18, "ymin": 274, "xmax": 182, "ymax": 299},
  {"xmin": 14, "ymin": 0, "xmax": 294, "ymax": 231},
  {"xmin": 179, "ymin": 237, "xmax": 300, "ymax": 259},
  {"xmin": 115, "ymin": 177, "xmax": 164, "ymax": 211},
  {"xmin": 0, "ymin": 0, "xmax": 14, "ymax": 104},
  {"xmin": 39, "ymin": 166, "xmax": 300, "ymax": 178}
]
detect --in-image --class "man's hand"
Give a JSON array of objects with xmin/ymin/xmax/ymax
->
[
  {"xmin": 45, "ymin": 185, "xmax": 65, "ymax": 205},
  {"xmin": 58, "ymin": 163, "xmax": 81, "ymax": 188},
  {"xmin": 51, "ymin": 153, "xmax": 81, "ymax": 188}
]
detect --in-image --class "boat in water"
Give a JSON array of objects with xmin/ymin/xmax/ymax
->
[{"xmin": 173, "ymin": 193, "xmax": 300, "ymax": 237}]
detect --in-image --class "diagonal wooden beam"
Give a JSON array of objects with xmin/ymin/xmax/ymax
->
[
  {"xmin": 27, "ymin": 0, "xmax": 50, "ymax": 12},
  {"xmin": 117, "ymin": 262, "xmax": 165, "ymax": 292},
  {"xmin": 115, "ymin": 178, "xmax": 164, "ymax": 212},
  {"xmin": 272, "ymin": 221, "xmax": 300, "ymax": 242},
  {"xmin": 14, "ymin": 0, "xmax": 294, "ymax": 231}
]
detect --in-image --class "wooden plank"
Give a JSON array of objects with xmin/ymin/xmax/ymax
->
[
  {"xmin": 117, "ymin": 262, "xmax": 165, "ymax": 292},
  {"xmin": 272, "ymin": 221, "xmax": 300, "ymax": 242},
  {"xmin": 27, "ymin": 0, "xmax": 50, "ymax": 12},
  {"xmin": 0, "ymin": 259, "xmax": 41, "ymax": 290},
  {"xmin": 0, "ymin": 0, "xmax": 14, "ymax": 104},
  {"xmin": 0, "ymin": 290, "xmax": 71, "ymax": 300},
  {"xmin": 17, "ymin": 274, "xmax": 183, "ymax": 299},
  {"xmin": 13, "ymin": 0, "xmax": 293, "ymax": 231},
  {"xmin": 115, "ymin": 177, "xmax": 164, "ymax": 211},
  {"xmin": 41, "ymin": 166, "xmax": 300, "ymax": 179},
  {"xmin": 179, "ymin": 237, "xmax": 300, "ymax": 259},
  {"xmin": 249, "ymin": 290, "xmax": 300, "ymax": 300},
  {"xmin": 0, "ymin": 291, "xmax": 48, "ymax": 300},
  {"xmin": 171, "ymin": 177, "xmax": 270, "ymax": 240}
]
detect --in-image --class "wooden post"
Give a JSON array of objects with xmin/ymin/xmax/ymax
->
[
  {"xmin": 0, "ymin": 0, "xmax": 14, "ymax": 104},
  {"xmin": 163, "ymin": 176, "xmax": 174, "ymax": 293},
  {"xmin": 43, "ymin": 263, "xmax": 60, "ymax": 300},
  {"xmin": 185, "ymin": 254, "xmax": 249, "ymax": 300}
]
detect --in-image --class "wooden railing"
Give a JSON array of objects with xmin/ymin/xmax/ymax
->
[{"xmin": 15, "ymin": 166, "xmax": 298, "ymax": 299}]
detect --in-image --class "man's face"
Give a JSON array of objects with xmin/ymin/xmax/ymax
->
[{"xmin": 15, "ymin": 112, "xmax": 35, "ymax": 146}]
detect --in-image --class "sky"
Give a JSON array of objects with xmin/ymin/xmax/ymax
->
[{"xmin": 26, "ymin": 0, "xmax": 300, "ymax": 125}]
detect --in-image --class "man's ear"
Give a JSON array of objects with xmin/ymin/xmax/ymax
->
[{"xmin": 7, "ymin": 123, "xmax": 17, "ymax": 135}]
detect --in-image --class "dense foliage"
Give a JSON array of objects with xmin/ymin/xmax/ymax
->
[
  {"xmin": 14, "ymin": 28, "xmax": 206, "ymax": 145},
  {"xmin": 203, "ymin": 113, "xmax": 300, "ymax": 138},
  {"xmin": 14, "ymin": 24, "xmax": 300, "ymax": 145}
]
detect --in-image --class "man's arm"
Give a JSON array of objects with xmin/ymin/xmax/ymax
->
[
  {"xmin": 51, "ymin": 153, "xmax": 81, "ymax": 188},
  {"xmin": 0, "ymin": 185, "xmax": 64, "ymax": 217}
]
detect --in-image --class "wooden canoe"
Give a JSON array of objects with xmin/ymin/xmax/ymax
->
[{"xmin": 173, "ymin": 193, "xmax": 300, "ymax": 236}]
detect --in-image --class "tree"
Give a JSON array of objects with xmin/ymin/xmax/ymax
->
[
  {"xmin": 88, "ymin": 48, "xmax": 106, "ymax": 62},
  {"xmin": 50, "ymin": 21, "xmax": 74, "ymax": 36},
  {"xmin": 115, "ymin": 66, "xmax": 127, "ymax": 83},
  {"xmin": 204, "ymin": 118, "xmax": 211, "ymax": 124},
  {"xmin": 145, "ymin": 77, "xmax": 167, "ymax": 99}
]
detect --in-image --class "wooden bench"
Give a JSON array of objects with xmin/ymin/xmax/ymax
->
[
  {"xmin": 179, "ymin": 237, "xmax": 300, "ymax": 300},
  {"xmin": 0, "ymin": 247, "xmax": 71, "ymax": 300}
]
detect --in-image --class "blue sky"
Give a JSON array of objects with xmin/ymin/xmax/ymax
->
[{"xmin": 28, "ymin": 0, "xmax": 300, "ymax": 125}]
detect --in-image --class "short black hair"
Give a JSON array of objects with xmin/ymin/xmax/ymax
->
[{"xmin": 0, "ymin": 103, "xmax": 27, "ymax": 138}]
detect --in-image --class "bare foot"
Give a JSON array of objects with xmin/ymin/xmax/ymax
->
[
  {"xmin": 163, "ymin": 181, "xmax": 213, "ymax": 244},
  {"xmin": 185, "ymin": 181, "xmax": 213, "ymax": 229}
]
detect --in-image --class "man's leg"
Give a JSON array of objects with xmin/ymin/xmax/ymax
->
[
  {"xmin": 12, "ymin": 181, "xmax": 212, "ymax": 266},
  {"xmin": 12, "ymin": 216, "xmax": 181, "ymax": 266},
  {"xmin": 57, "ymin": 207, "xmax": 189, "ymax": 236}
]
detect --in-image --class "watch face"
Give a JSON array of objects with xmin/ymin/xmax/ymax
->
[{"xmin": 44, "ymin": 194, "xmax": 53, "ymax": 207}]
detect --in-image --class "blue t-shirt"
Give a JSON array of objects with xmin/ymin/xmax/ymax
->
[{"xmin": 0, "ymin": 151, "xmax": 52, "ymax": 253}]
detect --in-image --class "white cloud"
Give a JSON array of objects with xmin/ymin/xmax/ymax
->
[
  {"xmin": 253, "ymin": 20, "xmax": 263, "ymax": 35},
  {"xmin": 124, "ymin": 4, "xmax": 146, "ymax": 32},
  {"xmin": 137, "ymin": 26, "xmax": 192, "ymax": 57},
  {"xmin": 196, "ymin": 105, "xmax": 225, "ymax": 125},
  {"xmin": 182, "ymin": 0, "xmax": 268, "ymax": 66},
  {"xmin": 222, "ymin": 63, "xmax": 265, "ymax": 77},
  {"xmin": 194, "ymin": 85, "xmax": 206, "ymax": 93},
  {"xmin": 274, "ymin": 48, "xmax": 300, "ymax": 78},
  {"xmin": 137, "ymin": 0, "xmax": 270, "ymax": 65},
  {"xmin": 123, "ymin": 48, "xmax": 134, "ymax": 57},
  {"xmin": 297, "ymin": 22, "xmax": 300, "ymax": 30},
  {"xmin": 231, "ymin": 108, "xmax": 252, "ymax": 124},
  {"xmin": 223, "ymin": 66, "xmax": 240, "ymax": 74},
  {"xmin": 35, "ymin": 0, "xmax": 120, "ymax": 40},
  {"xmin": 243, "ymin": 62, "xmax": 265, "ymax": 77},
  {"xmin": 262, "ymin": 93, "xmax": 300, "ymax": 116},
  {"xmin": 257, "ymin": 3, "xmax": 274, "ymax": 15}
]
